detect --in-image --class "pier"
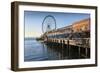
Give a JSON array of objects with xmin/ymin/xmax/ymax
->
[{"xmin": 40, "ymin": 18, "xmax": 90, "ymax": 59}]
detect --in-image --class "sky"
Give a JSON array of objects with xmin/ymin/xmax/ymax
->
[{"xmin": 24, "ymin": 11, "xmax": 90, "ymax": 38}]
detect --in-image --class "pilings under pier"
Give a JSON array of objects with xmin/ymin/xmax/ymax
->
[{"xmin": 44, "ymin": 38, "xmax": 90, "ymax": 59}]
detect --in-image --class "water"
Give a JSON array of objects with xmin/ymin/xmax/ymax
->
[{"xmin": 24, "ymin": 38, "xmax": 90, "ymax": 62}]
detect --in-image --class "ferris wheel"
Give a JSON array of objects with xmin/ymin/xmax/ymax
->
[{"xmin": 42, "ymin": 15, "xmax": 56, "ymax": 34}]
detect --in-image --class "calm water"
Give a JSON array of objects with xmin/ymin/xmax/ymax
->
[{"xmin": 24, "ymin": 38, "xmax": 90, "ymax": 61}]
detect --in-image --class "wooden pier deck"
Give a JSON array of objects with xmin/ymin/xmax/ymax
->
[{"xmin": 44, "ymin": 38, "xmax": 90, "ymax": 48}]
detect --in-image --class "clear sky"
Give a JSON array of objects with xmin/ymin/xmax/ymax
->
[{"xmin": 24, "ymin": 11, "xmax": 90, "ymax": 38}]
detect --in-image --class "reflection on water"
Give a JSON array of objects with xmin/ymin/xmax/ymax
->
[{"xmin": 24, "ymin": 38, "xmax": 90, "ymax": 61}]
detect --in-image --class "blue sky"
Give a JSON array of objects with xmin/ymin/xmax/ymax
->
[{"xmin": 24, "ymin": 11, "xmax": 90, "ymax": 38}]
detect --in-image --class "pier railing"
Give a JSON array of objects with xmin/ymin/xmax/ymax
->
[{"xmin": 45, "ymin": 38, "xmax": 90, "ymax": 48}]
